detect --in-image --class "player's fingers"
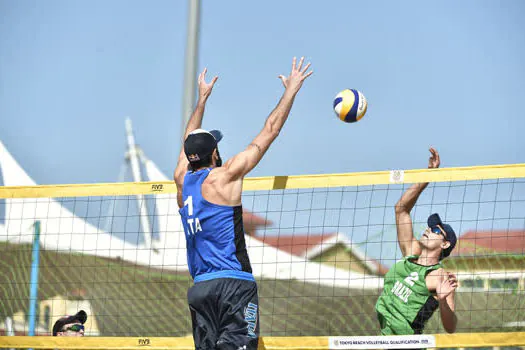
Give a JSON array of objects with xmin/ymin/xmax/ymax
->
[
  {"xmin": 301, "ymin": 62, "xmax": 311, "ymax": 74},
  {"xmin": 304, "ymin": 70, "xmax": 314, "ymax": 79},
  {"xmin": 200, "ymin": 69, "xmax": 209, "ymax": 83},
  {"xmin": 297, "ymin": 56, "xmax": 305, "ymax": 71},
  {"xmin": 211, "ymin": 76, "xmax": 218, "ymax": 85},
  {"xmin": 278, "ymin": 75, "xmax": 287, "ymax": 87},
  {"xmin": 292, "ymin": 57, "xmax": 296, "ymax": 71}
]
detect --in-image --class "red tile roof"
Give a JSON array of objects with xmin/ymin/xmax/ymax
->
[
  {"xmin": 255, "ymin": 233, "xmax": 337, "ymax": 257},
  {"xmin": 451, "ymin": 230, "xmax": 525, "ymax": 256},
  {"xmin": 255, "ymin": 232, "xmax": 389, "ymax": 276},
  {"xmin": 370, "ymin": 260, "xmax": 390, "ymax": 276},
  {"xmin": 242, "ymin": 210, "xmax": 272, "ymax": 235}
]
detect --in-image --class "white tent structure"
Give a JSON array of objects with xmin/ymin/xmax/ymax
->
[
  {"xmin": 0, "ymin": 140, "xmax": 164, "ymax": 267},
  {"xmin": 0, "ymin": 136, "xmax": 383, "ymax": 290}
]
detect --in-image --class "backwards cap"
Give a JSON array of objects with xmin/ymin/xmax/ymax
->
[{"xmin": 183, "ymin": 129, "xmax": 223, "ymax": 163}]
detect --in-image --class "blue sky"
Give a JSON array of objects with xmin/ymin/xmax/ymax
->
[{"xmin": 1, "ymin": 0, "xmax": 524, "ymax": 185}]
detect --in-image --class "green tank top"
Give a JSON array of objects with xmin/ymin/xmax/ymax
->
[{"xmin": 375, "ymin": 255, "xmax": 442, "ymax": 335}]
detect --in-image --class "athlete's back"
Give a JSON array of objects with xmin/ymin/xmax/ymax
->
[{"xmin": 179, "ymin": 168, "xmax": 252, "ymax": 282}]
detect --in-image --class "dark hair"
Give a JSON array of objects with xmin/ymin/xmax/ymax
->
[
  {"xmin": 188, "ymin": 154, "xmax": 213, "ymax": 172},
  {"xmin": 439, "ymin": 238, "xmax": 455, "ymax": 260}
]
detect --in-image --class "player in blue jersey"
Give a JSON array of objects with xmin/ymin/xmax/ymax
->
[{"xmin": 174, "ymin": 57, "xmax": 313, "ymax": 350}]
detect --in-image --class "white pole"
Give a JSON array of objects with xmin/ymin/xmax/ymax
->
[
  {"xmin": 181, "ymin": 0, "xmax": 201, "ymax": 142},
  {"xmin": 5, "ymin": 316, "xmax": 14, "ymax": 336},
  {"xmin": 5, "ymin": 316, "xmax": 15, "ymax": 350},
  {"xmin": 125, "ymin": 118, "xmax": 153, "ymax": 250}
]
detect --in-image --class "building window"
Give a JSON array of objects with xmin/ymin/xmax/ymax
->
[
  {"xmin": 460, "ymin": 278, "xmax": 484, "ymax": 289},
  {"xmin": 489, "ymin": 278, "xmax": 519, "ymax": 291},
  {"xmin": 43, "ymin": 306, "xmax": 51, "ymax": 330}
]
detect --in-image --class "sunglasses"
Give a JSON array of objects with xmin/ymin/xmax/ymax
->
[
  {"xmin": 430, "ymin": 226, "xmax": 447, "ymax": 241},
  {"xmin": 62, "ymin": 324, "xmax": 84, "ymax": 333}
]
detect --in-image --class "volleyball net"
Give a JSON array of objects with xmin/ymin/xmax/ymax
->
[{"xmin": 0, "ymin": 163, "xmax": 524, "ymax": 349}]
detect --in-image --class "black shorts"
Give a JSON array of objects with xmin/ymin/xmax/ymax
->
[{"xmin": 188, "ymin": 278, "xmax": 259, "ymax": 350}]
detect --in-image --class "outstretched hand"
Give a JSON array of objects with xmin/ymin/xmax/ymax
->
[
  {"xmin": 198, "ymin": 68, "xmax": 218, "ymax": 101},
  {"xmin": 428, "ymin": 147, "xmax": 441, "ymax": 169},
  {"xmin": 278, "ymin": 56, "xmax": 313, "ymax": 93}
]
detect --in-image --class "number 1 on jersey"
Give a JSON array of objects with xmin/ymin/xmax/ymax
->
[
  {"xmin": 184, "ymin": 195, "xmax": 202, "ymax": 235},
  {"xmin": 184, "ymin": 196, "xmax": 193, "ymax": 216}
]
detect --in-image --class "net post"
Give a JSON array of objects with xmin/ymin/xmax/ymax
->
[{"xmin": 28, "ymin": 220, "xmax": 41, "ymax": 337}]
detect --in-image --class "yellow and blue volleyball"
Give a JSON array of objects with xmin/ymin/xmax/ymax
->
[{"xmin": 333, "ymin": 89, "xmax": 368, "ymax": 123}]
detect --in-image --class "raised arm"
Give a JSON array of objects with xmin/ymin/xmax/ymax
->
[
  {"xmin": 395, "ymin": 147, "xmax": 440, "ymax": 256},
  {"xmin": 173, "ymin": 68, "xmax": 218, "ymax": 204},
  {"xmin": 436, "ymin": 272, "xmax": 458, "ymax": 333},
  {"xmin": 223, "ymin": 57, "xmax": 313, "ymax": 179}
]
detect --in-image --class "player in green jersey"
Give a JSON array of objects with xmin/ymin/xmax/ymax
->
[{"xmin": 376, "ymin": 148, "xmax": 458, "ymax": 335}]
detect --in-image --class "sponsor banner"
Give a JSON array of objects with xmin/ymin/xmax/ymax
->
[{"xmin": 329, "ymin": 335, "xmax": 436, "ymax": 349}]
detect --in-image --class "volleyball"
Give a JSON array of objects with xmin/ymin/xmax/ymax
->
[{"xmin": 333, "ymin": 89, "xmax": 368, "ymax": 123}]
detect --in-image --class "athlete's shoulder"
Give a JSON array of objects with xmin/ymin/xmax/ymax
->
[
  {"xmin": 425, "ymin": 267, "xmax": 446, "ymax": 292},
  {"xmin": 425, "ymin": 267, "xmax": 446, "ymax": 288},
  {"xmin": 207, "ymin": 166, "xmax": 244, "ymax": 184},
  {"xmin": 206, "ymin": 167, "xmax": 227, "ymax": 182},
  {"xmin": 426, "ymin": 267, "xmax": 445, "ymax": 277}
]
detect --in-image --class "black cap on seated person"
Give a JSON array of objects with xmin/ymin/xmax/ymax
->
[
  {"xmin": 52, "ymin": 310, "xmax": 87, "ymax": 336},
  {"xmin": 184, "ymin": 129, "xmax": 223, "ymax": 164},
  {"xmin": 427, "ymin": 213, "xmax": 457, "ymax": 259}
]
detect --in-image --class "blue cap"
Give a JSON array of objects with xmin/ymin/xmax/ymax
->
[{"xmin": 428, "ymin": 213, "xmax": 457, "ymax": 259}]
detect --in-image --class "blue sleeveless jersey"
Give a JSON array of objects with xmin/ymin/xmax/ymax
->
[{"xmin": 179, "ymin": 168, "xmax": 254, "ymax": 283}]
